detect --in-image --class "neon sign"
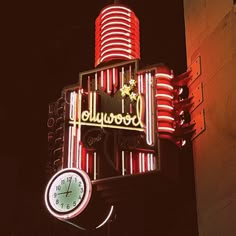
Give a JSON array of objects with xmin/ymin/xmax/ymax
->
[{"xmin": 69, "ymin": 93, "xmax": 144, "ymax": 132}]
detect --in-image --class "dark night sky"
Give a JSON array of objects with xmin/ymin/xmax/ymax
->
[{"xmin": 4, "ymin": 0, "xmax": 187, "ymax": 235}]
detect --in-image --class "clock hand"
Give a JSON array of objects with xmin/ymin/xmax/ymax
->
[
  {"xmin": 66, "ymin": 177, "xmax": 72, "ymax": 197},
  {"xmin": 57, "ymin": 191, "xmax": 72, "ymax": 195}
]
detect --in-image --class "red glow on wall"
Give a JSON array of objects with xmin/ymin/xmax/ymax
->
[{"xmin": 95, "ymin": 4, "xmax": 140, "ymax": 67}]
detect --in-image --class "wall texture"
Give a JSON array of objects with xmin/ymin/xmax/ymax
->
[{"xmin": 183, "ymin": 1, "xmax": 236, "ymax": 235}]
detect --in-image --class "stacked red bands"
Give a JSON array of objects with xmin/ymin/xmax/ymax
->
[{"xmin": 95, "ymin": 4, "xmax": 140, "ymax": 67}]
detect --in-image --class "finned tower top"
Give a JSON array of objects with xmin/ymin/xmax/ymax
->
[{"xmin": 95, "ymin": 3, "xmax": 140, "ymax": 67}]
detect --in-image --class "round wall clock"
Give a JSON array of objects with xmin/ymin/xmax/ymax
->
[{"xmin": 44, "ymin": 168, "xmax": 92, "ymax": 220}]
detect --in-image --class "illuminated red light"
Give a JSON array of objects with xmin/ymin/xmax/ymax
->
[
  {"xmin": 95, "ymin": 4, "xmax": 140, "ymax": 67},
  {"xmin": 155, "ymin": 72, "xmax": 175, "ymax": 136}
]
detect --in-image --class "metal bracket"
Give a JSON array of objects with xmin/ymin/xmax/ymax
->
[
  {"xmin": 188, "ymin": 56, "xmax": 201, "ymax": 85},
  {"xmin": 190, "ymin": 83, "xmax": 204, "ymax": 112},
  {"xmin": 191, "ymin": 109, "xmax": 206, "ymax": 140}
]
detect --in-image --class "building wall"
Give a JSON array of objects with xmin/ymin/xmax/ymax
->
[{"xmin": 183, "ymin": 1, "xmax": 236, "ymax": 235}]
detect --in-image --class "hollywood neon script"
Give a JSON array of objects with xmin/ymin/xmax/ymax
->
[{"xmin": 69, "ymin": 95, "xmax": 144, "ymax": 131}]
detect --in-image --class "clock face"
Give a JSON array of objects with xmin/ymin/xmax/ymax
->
[{"xmin": 45, "ymin": 168, "xmax": 92, "ymax": 220}]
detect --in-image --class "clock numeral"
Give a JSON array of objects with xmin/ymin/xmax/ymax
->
[
  {"xmin": 80, "ymin": 188, "xmax": 84, "ymax": 193},
  {"xmin": 61, "ymin": 179, "xmax": 65, "ymax": 185},
  {"xmin": 73, "ymin": 201, "xmax": 76, "ymax": 207},
  {"xmin": 78, "ymin": 196, "xmax": 82, "ymax": 200},
  {"xmin": 56, "ymin": 185, "xmax": 61, "ymax": 191},
  {"xmin": 78, "ymin": 181, "xmax": 82, "ymax": 187},
  {"xmin": 61, "ymin": 203, "xmax": 64, "ymax": 208},
  {"xmin": 56, "ymin": 199, "xmax": 59, "ymax": 205},
  {"xmin": 67, "ymin": 177, "xmax": 72, "ymax": 182},
  {"xmin": 54, "ymin": 193, "xmax": 57, "ymax": 198},
  {"xmin": 67, "ymin": 204, "xmax": 70, "ymax": 209},
  {"xmin": 74, "ymin": 177, "xmax": 77, "ymax": 182}
]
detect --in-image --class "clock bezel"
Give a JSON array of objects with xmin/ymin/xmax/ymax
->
[{"xmin": 45, "ymin": 168, "xmax": 92, "ymax": 220}]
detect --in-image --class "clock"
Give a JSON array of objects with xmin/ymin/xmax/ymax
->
[{"xmin": 44, "ymin": 168, "xmax": 92, "ymax": 220}]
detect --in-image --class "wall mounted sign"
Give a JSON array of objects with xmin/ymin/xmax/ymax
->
[{"xmin": 62, "ymin": 60, "xmax": 160, "ymax": 180}]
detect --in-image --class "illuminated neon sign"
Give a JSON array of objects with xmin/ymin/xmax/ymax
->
[{"xmin": 69, "ymin": 93, "xmax": 144, "ymax": 132}]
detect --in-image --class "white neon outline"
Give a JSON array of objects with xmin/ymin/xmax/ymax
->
[
  {"xmin": 69, "ymin": 92, "xmax": 75, "ymax": 120},
  {"xmin": 157, "ymin": 116, "xmax": 175, "ymax": 121},
  {"xmin": 44, "ymin": 168, "xmax": 92, "ymax": 220},
  {"xmin": 157, "ymin": 105, "xmax": 173, "ymax": 110},
  {"xmin": 101, "ymin": 21, "xmax": 131, "ymax": 31},
  {"xmin": 122, "ymin": 151, "xmax": 125, "ymax": 176},
  {"xmin": 142, "ymin": 153, "xmax": 145, "ymax": 172},
  {"xmin": 130, "ymin": 152, "xmax": 133, "ymax": 174},
  {"xmin": 140, "ymin": 74, "xmax": 144, "ymax": 93},
  {"xmin": 101, "ymin": 5, "xmax": 131, "ymax": 14},
  {"xmin": 101, "ymin": 47, "xmax": 131, "ymax": 57},
  {"xmin": 76, "ymin": 128, "xmax": 80, "ymax": 169},
  {"xmin": 93, "ymin": 92, "xmax": 97, "ymax": 119},
  {"xmin": 101, "ymin": 10, "xmax": 130, "ymax": 20},
  {"xmin": 153, "ymin": 154, "xmax": 156, "ymax": 170},
  {"xmin": 95, "ymin": 205, "xmax": 114, "ymax": 229},
  {"xmin": 158, "ymin": 127, "xmax": 175, "ymax": 132},
  {"xmin": 138, "ymin": 75, "xmax": 141, "ymax": 94},
  {"xmin": 70, "ymin": 121, "xmax": 144, "ymax": 132},
  {"xmin": 155, "ymin": 94, "xmax": 173, "ymax": 99},
  {"xmin": 101, "ymin": 31, "xmax": 130, "ymax": 41},
  {"xmin": 155, "ymin": 73, "xmax": 173, "ymax": 79},
  {"xmin": 79, "ymin": 143, "xmax": 82, "ymax": 169},
  {"xmin": 150, "ymin": 153, "xmax": 155, "ymax": 170},
  {"xmin": 68, "ymin": 126, "xmax": 73, "ymax": 168},
  {"xmin": 147, "ymin": 153, "xmax": 151, "ymax": 171},
  {"xmin": 95, "ymin": 73, "xmax": 98, "ymax": 90},
  {"xmin": 101, "ymin": 70, "xmax": 104, "ymax": 88},
  {"xmin": 139, "ymin": 153, "xmax": 142, "ymax": 173},
  {"xmin": 101, "ymin": 26, "xmax": 131, "ymax": 35},
  {"xmin": 77, "ymin": 90, "xmax": 82, "ymax": 142},
  {"xmin": 71, "ymin": 128, "xmax": 74, "ymax": 167},
  {"xmin": 101, "ymin": 36, "xmax": 131, "ymax": 46},
  {"xmin": 89, "ymin": 92, "xmax": 93, "ymax": 118},
  {"xmin": 68, "ymin": 126, "xmax": 71, "ymax": 168},
  {"xmin": 101, "ymin": 42, "xmax": 131, "ymax": 52},
  {"xmin": 100, "ymin": 53, "xmax": 131, "ymax": 62},
  {"xmin": 75, "ymin": 89, "xmax": 82, "ymax": 168},
  {"xmin": 101, "ymin": 16, "xmax": 131, "ymax": 25},
  {"xmin": 156, "ymin": 83, "xmax": 173, "ymax": 90},
  {"xmin": 121, "ymin": 98, "xmax": 125, "ymax": 113},
  {"xmin": 107, "ymin": 69, "xmax": 112, "ymax": 94},
  {"xmin": 86, "ymin": 153, "xmax": 89, "ymax": 173},
  {"xmin": 94, "ymin": 152, "xmax": 97, "ymax": 180},
  {"xmin": 112, "ymin": 67, "xmax": 116, "ymax": 85},
  {"xmin": 145, "ymin": 73, "xmax": 154, "ymax": 146}
]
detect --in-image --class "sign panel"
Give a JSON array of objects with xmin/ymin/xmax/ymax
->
[{"xmin": 63, "ymin": 61, "xmax": 159, "ymax": 180}]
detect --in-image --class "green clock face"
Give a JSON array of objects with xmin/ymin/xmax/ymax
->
[
  {"xmin": 49, "ymin": 171, "xmax": 85, "ymax": 212},
  {"xmin": 45, "ymin": 168, "xmax": 92, "ymax": 220}
]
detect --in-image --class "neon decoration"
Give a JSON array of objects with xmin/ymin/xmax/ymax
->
[
  {"xmin": 95, "ymin": 4, "xmax": 140, "ymax": 67},
  {"xmin": 154, "ymin": 71, "xmax": 175, "ymax": 137},
  {"xmin": 95, "ymin": 205, "xmax": 114, "ymax": 229},
  {"xmin": 145, "ymin": 72, "xmax": 154, "ymax": 146},
  {"xmin": 70, "ymin": 93, "xmax": 144, "ymax": 131}
]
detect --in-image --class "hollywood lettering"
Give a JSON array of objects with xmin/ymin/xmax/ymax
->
[{"xmin": 69, "ymin": 94, "xmax": 144, "ymax": 132}]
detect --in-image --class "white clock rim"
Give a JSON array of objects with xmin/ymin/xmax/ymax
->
[{"xmin": 44, "ymin": 168, "xmax": 92, "ymax": 220}]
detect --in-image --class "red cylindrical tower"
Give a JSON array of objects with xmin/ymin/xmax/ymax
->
[{"xmin": 95, "ymin": 4, "xmax": 140, "ymax": 67}]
